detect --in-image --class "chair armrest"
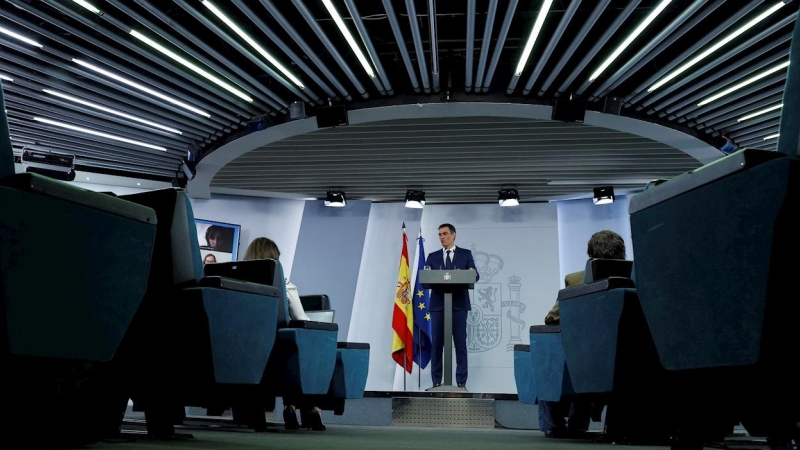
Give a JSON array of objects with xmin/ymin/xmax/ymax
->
[
  {"xmin": 337, "ymin": 342, "xmax": 369, "ymax": 349},
  {"xmin": 557, "ymin": 277, "xmax": 635, "ymax": 302},
  {"xmin": 288, "ymin": 320, "xmax": 339, "ymax": 332},
  {"xmin": 530, "ymin": 325, "xmax": 561, "ymax": 334},
  {"xmin": 199, "ymin": 276, "xmax": 280, "ymax": 297}
]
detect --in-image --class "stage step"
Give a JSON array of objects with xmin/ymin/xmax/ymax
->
[{"xmin": 392, "ymin": 397, "xmax": 495, "ymax": 428}]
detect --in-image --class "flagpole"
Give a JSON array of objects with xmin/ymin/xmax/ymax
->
[
  {"xmin": 403, "ymin": 352, "xmax": 407, "ymax": 391},
  {"xmin": 403, "ymin": 222, "xmax": 407, "ymax": 392},
  {"xmin": 417, "ymin": 327, "xmax": 421, "ymax": 389}
]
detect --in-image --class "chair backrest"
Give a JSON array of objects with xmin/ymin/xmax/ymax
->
[
  {"xmin": 203, "ymin": 258, "xmax": 291, "ymax": 327},
  {"xmin": 299, "ymin": 294, "xmax": 331, "ymax": 311},
  {"xmin": 120, "ymin": 188, "xmax": 203, "ymax": 290},
  {"xmin": 583, "ymin": 258, "xmax": 633, "ymax": 283}
]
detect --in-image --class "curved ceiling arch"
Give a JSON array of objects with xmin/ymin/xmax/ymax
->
[{"xmin": 188, "ymin": 102, "xmax": 719, "ymax": 202}]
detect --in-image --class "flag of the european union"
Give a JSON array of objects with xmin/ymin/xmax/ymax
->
[{"xmin": 413, "ymin": 233, "xmax": 432, "ymax": 369}]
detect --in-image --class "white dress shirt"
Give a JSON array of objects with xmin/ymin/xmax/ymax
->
[
  {"xmin": 285, "ymin": 279, "xmax": 310, "ymax": 321},
  {"xmin": 443, "ymin": 245, "xmax": 456, "ymax": 267}
]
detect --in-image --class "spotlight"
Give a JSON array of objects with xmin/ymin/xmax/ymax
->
[
  {"xmin": 325, "ymin": 190, "xmax": 346, "ymax": 207},
  {"xmin": 593, "ymin": 186, "xmax": 615, "ymax": 205},
  {"xmin": 404, "ymin": 190, "xmax": 426, "ymax": 209},
  {"xmin": 498, "ymin": 188, "xmax": 520, "ymax": 207}
]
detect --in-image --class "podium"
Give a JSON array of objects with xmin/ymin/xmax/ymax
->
[{"xmin": 419, "ymin": 270, "xmax": 476, "ymax": 392}]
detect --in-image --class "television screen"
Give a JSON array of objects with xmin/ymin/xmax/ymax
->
[{"xmin": 195, "ymin": 218, "xmax": 241, "ymax": 264}]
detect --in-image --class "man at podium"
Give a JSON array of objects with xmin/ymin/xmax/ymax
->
[{"xmin": 424, "ymin": 223, "xmax": 480, "ymax": 389}]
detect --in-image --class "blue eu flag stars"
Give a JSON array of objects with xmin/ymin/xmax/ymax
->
[{"xmin": 413, "ymin": 231, "xmax": 432, "ymax": 369}]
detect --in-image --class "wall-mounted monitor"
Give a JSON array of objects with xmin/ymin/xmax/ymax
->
[{"xmin": 195, "ymin": 218, "xmax": 241, "ymax": 264}]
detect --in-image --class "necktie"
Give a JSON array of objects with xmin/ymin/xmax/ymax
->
[{"xmin": 446, "ymin": 250, "xmax": 453, "ymax": 270}]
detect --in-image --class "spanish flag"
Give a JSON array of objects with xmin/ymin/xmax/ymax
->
[{"xmin": 391, "ymin": 224, "xmax": 414, "ymax": 373}]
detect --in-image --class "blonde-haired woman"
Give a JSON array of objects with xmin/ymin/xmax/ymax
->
[
  {"xmin": 243, "ymin": 237, "xmax": 309, "ymax": 322},
  {"xmin": 242, "ymin": 237, "xmax": 324, "ymax": 431}
]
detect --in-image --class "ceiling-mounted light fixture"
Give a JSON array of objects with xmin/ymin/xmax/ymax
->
[
  {"xmin": 404, "ymin": 189, "xmax": 426, "ymax": 209},
  {"xmin": 321, "ymin": 0, "xmax": 375, "ymax": 78},
  {"xmin": 697, "ymin": 60, "xmax": 790, "ymax": 107},
  {"xmin": 593, "ymin": 186, "xmax": 615, "ymax": 205},
  {"xmin": 498, "ymin": 188, "xmax": 520, "ymax": 207},
  {"xmin": 737, "ymin": 103, "xmax": 783, "ymax": 122},
  {"xmin": 763, "ymin": 133, "xmax": 780, "ymax": 140},
  {"xmin": 325, "ymin": 190, "xmax": 346, "ymax": 207},
  {"xmin": 0, "ymin": 74, "xmax": 13, "ymax": 82},
  {"xmin": 0, "ymin": 25, "xmax": 44, "ymax": 48},
  {"xmin": 72, "ymin": 58, "xmax": 211, "ymax": 118},
  {"xmin": 72, "ymin": 0, "xmax": 101, "ymax": 14},
  {"xmin": 33, "ymin": 117, "xmax": 167, "ymax": 151},
  {"xmin": 130, "ymin": 29, "xmax": 254, "ymax": 103},
  {"xmin": 202, "ymin": 0, "xmax": 305, "ymax": 88},
  {"xmin": 43, "ymin": 89, "xmax": 183, "ymax": 135},
  {"xmin": 588, "ymin": 0, "xmax": 671, "ymax": 82},
  {"xmin": 647, "ymin": 1, "xmax": 786, "ymax": 93},
  {"xmin": 514, "ymin": 0, "xmax": 554, "ymax": 76}
]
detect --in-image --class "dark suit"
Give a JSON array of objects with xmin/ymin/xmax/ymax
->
[{"xmin": 424, "ymin": 246, "xmax": 480, "ymax": 386}]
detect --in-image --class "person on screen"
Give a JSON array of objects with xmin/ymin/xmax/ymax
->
[
  {"xmin": 540, "ymin": 230, "xmax": 626, "ymax": 438},
  {"xmin": 203, "ymin": 254, "xmax": 216, "ymax": 265},
  {"xmin": 204, "ymin": 225, "xmax": 234, "ymax": 252},
  {"xmin": 424, "ymin": 223, "xmax": 479, "ymax": 391},
  {"xmin": 241, "ymin": 237, "xmax": 325, "ymax": 431}
]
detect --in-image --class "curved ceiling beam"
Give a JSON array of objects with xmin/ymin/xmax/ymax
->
[{"xmin": 188, "ymin": 102, "xmax": 719, "ymax": 199}]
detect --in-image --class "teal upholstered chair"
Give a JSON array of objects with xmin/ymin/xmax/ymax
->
[
  {"xmin": 119, "ymin": 188, "xmax": 281, "ymax": 437},
  {"xmin": 0, "ymin": 80, "xmax": 158, "ymax": 446},
  {"xmin": 629, "ymin": 148, "xmax": 800, "ymax": 443}
]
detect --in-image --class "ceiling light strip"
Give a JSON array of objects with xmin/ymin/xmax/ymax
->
[
  {"xmin": 0, "ymin": 74, "xmax": 13, "ymax": 82},
  {"xmin": 72, "ymin": 0, "xmax": 100, "ymax": 14},
  {"xmin": 588, "ymin": 0, "xmax": 671, "ymax": 82},
  {"xmin": 737, "ymin": 103, "xmax": 783, "ymax": 122},
  {"xmin": 42, "ymin": 89, "xmax": 182, "ymax": 134},
  {"xmin": 33, "ymin": 117, "xmax": 168, "ymax": 151},
  {"xmin": 763, "ymin": 133, "xmax": 780, "ymax": 140},
  {"xmin": 322, "ymin": 0, "xmax": 375, "ymax": 78},
  {"xmin": 72, "ymin": 58, "xmax": 211, "ymax": 118},
  {"xmin": 0, "ymin": 25, "xmax": 44, "ymax": 48},
  {"xmin": 514, "ymin": 0, "xmax": 553, "ymax": 76},
  {"xmin": 647, "ymin": 1, "xmax": 786, "ymax": 92},
  {"xmin": 130, "ymin": 29, "xmax": 254, "ymax": 103},
  {"xmin": 697, "ymin": 60, "xmax": 789, "ymax": 106},
  {"xmin": 202, "ymin": 0, "xmax": 305, "ymax": 88}
]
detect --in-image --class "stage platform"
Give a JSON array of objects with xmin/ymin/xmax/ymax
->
[{"xmin": 127, "ymin": 391, "xmax": 550, "ymax": 431}]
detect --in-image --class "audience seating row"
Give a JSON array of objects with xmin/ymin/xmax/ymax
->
[
  {"xmin": 0, "ymin": 81, "xmax": 370, "ymax": 444},
  {"xmin": 514, "ymin": 148, "xmax": 799, "ymax": 449}
]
